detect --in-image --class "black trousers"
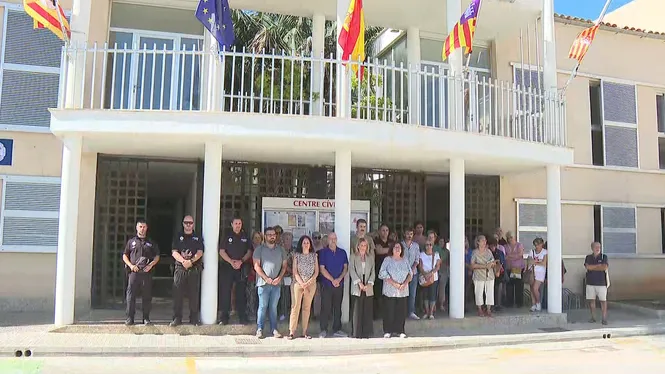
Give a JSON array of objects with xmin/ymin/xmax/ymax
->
[
  {"xmin": 352, "ymin": 293, "xmax": 374, "ymax": 338},
  {"xmin": 173, "ymin": 266, "xmax": 201, "ymax": 320},
  {"xmin": 320, "ymin": 285, "xmax": 343, "ymax": 333},
  {"xmin": 218, "ymin": 263, "xmax": 247, "ymax": 321},
  {"xmin": 126, "ymin": 272, "xmax": 152, "ymax": 320},
  {"xmin": 373, "ymin": 279, "xmax": 384, "ymax": 319},
  {"xmin": 383, "ymin": 296, "xmax": 407, "ymax": 335},
  {"xmin": 506, "ymin": 277, "xmax": 524, "ymax": 307}
]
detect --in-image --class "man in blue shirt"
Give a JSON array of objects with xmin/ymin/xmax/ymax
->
[{"xmin": 317, "ymin": 232, "xmax": 348, "ymax": 338}]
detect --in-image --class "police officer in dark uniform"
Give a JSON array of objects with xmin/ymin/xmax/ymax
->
[
  {"xmin": 218, "ymin": 216, "xmax": 252, "ymax": 325},
  {"xmin": 170, "ymin": 215, "xmax": 204, "ymax": 327},
  {"xmin": 122, "ymin": 219, "xmax": 160, "ymax": 326}
]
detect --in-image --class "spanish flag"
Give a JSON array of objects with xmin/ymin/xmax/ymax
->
[
  {"xmin": 338, "ymin": 0, "xmax": 365, "ymax": 79},
  {"xmin": 568, "ymin": 24, "xmax": 599, "ymax": 63},
  {"xmin": 443, "ymin": 0, "xmax": 481, "ymax": 61},
  {"xmin": 23, "ymin": 0, "xmax": 71, "ymax": 41}
]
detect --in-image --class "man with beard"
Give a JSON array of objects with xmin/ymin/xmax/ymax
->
[
  {"xmin": 122, "ymin": 219, "xmax": 160, "ymax": 326},
  {"xmin": 373, "ymin": 223, "xmax": 392, "ymax": 319},
  {"xmin": 253, "ymin": 227, "xmax": 288, "ymax": 338}
]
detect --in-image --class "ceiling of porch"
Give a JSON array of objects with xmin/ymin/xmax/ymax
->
[{"xmin": 115, "ymin": 0, "xmax": 542, "ymax": 39}]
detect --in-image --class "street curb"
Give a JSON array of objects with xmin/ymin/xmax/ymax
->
[{"xmin": 2, "ymin": 324, "xmax": 665, "ymax": 358}]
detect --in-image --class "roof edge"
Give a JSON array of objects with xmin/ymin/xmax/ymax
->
[{"xmin": 554, "ymin": 13, "xmax": 665, "ymax": 41}]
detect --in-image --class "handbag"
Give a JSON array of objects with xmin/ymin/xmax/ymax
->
[
  {"xmin": 523, "ymin": 250, "xmax": 535, "ymax": 285},
  {"xmin": 418, "ymin": 252, "xmax": 436, "ymax": 287}
]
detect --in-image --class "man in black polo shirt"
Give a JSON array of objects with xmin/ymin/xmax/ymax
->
[
  {"xmin": 122, "ymin": 219, "xmax": 160, "ymax": 326},
  {"xmin": 218, "ymin": 216, "xmax": 253, "ymax": 324},
  {"xmin": 585, "ymin": 241, "xmax": 609, "ymax": 325},
  {"xmin": 170, "ymin": 215, "xmax": 204, "ymax": 327}
]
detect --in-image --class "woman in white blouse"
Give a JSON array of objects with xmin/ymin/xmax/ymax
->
[
  {"xmin": 378, "ymin": 242, "xmax": 413, "ymax": 338},
  {"xmin": 418, "ymin": 240, "xmax": 441, "ymax": 319}
]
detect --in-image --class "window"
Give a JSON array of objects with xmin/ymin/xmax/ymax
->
[
  {"xmin": 657, "ymin": 94, "xmax": 665, "ymax": 169},
  {"xmin": 600, "ymin": 81, "xmax": 639, "ymax": 168},
  {"xmin": 516, "ymin": 201, "xmax": 547, "ymax": 248},
  {"xmin": 513, "ymin": 66, "xmax": 544, "ymax": 142},
  {"xmin": 592, "ymin": 205, "xmax": 637, "ymax": 254},
  {"xmin": 589, "ymin": 81, "xmax": 604, "ymax": 166},
  {"xmin": 0, "ymin": 6, "xmax": 66, "ymax": 130},
  {"xmin": 661, "ymin": 208, "xmax": 665, "ymax": 254},
  {"xmin": 0, "ymin": 176, "xmax": 61, "ymax": 253}
]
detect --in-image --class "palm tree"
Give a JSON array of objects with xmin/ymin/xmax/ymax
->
[{"xmin": 222, "ymin": 10, "xmax": 387, "ymax": 116}]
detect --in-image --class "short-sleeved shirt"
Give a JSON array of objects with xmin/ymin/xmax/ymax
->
[
  {"xmin": 220, "ymin": 230, "xmax": 251, "ymax": 260},
  {"xmin": 318, "ymin": 246, "xmax": 349, "ymax": 288},
  {"xmin": 419, "ymin": 252, "xmax": 441, "ymax": 282},
  {"xmin": 253, "ymin": 244, "xmax": 287, "ymax": 287},
  {"xmin": 585, "ymin": 253, "xmax": 608, "ymax": 286},
  {"xmin": 123, "ymin": 236, "xmax": 159, "ymax": 270},
  {"xmin": 172, "ymin": 232, "xmax": 204, "ymax": 269}
]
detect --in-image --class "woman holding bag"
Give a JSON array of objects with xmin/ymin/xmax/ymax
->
[
  {"xmin": 418, "ymin": 240, "xmax": 441, "ymax": 319},
  {"xmin": 287, "ymin": 235, "xmax": 319, "ymax": 340},
  {"xmin": 350, "ymin": 238, "xmax": 375, "ymax": 338},
  {"xmin": 470, "ymin": 235, "xmax": 497, "ymax": 317}
]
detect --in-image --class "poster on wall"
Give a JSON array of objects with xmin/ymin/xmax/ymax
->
[
  {"xmin": 262, "ymin": 197, "xmax": 371, "ymax": 247},
  {"xmin": 318, "ymin": 211, "xmax": 369, "ymax": 235},
  {"xmin": 263, "ymin": 210, "xmax": 317, "ymax": 246}
]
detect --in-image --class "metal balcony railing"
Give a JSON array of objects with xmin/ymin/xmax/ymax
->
[{"xmin": 58, "ymin": 43, "xmax": 567, "ymax": 147}]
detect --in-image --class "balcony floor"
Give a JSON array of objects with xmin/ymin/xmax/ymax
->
[{"xmin": 50, "ymin": 109, "xmax": 573, "ymax": 174}]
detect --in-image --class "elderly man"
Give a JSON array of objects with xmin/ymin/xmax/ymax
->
[
  {"xmin": 318, "ymin": 232, "xmax": 349, "ymax": 338},
  {"xmin": 585, "ymin": 242, "xmax": 609, "ymax": 325}
]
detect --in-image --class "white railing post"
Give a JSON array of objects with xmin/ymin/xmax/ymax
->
[
  {"xmin": 542, "ymin": 0, "xmax": 558, "ymax": 145},
  {"xmin": 407, "ymin": 27, "xmax": 420, "ymax": 125},
  {"xmin": 447, "ymin": 0, "xmax": 464, "ymax": 131},
  {"xmin": 312, "ymin": 14, "xmax": 325, "ymax": 116},
  {"xmin": 336, "ymin": 0, "xmax": 350, "ymax": 118}
]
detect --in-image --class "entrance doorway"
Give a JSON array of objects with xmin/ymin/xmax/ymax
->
[{"xmin": 91, "ymin": 157, "xmax": 200, "ymax": 308}]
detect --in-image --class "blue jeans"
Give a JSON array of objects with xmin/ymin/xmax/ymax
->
[
  {"xmin": 408, "ymin": 270, "xmax": 419, "ymax": 315},
  {"xmin": 257, "ymin": 285, "xmax": 281, "ymax": 331}
]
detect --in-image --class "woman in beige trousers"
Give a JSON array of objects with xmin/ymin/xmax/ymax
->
[{"xmin": 287, "ymin": 235, "xmax": 319, "ymax": 339}]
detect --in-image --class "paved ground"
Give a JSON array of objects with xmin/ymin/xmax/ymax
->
[{"xmin": 1, "ymin": 335, "xmax": 664, "ymax": 373}]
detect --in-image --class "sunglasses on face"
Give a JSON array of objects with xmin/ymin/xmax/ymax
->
[
  {"xmin": 313, "ymin": 236, "xmax": 321, "ymax": 239},
  {"xmin": 183, "ymin": 221, "xmax": 194, "ymax": 225}
]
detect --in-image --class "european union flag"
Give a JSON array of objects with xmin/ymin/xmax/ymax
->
[{"xmin": 195, "ymin": 0, "xmax": 235, "ymax": 51}]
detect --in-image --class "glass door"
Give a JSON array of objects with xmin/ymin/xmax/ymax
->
[{"xmin": 134, "ymin": 36, "xmax": 175, "ymax": 110}]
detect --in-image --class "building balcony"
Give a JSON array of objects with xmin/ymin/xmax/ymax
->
[{"xmin": 56, "ymin": 44, "xmax": 567, "ymax": 148}]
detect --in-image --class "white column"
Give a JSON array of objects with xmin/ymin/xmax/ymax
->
[
  {"xmin": 446, "ymin": 0, "xmax": 464, "ymax": 130},
  {"xmin": 336, "ymin": 0, "xmax": 350, "ymax": 118},
  {"xmin": 54, "ymin": 136, "xmax": 83, "ymax": 326},
  {"xmin": 312, "ymin": 14, "xmax": 326, "ymax": 115},
  {"xmin": 203, "ymin": 32, "xmax": 223, "ymax": 112},
  {"xmin": 546, "ymin": 164, "xmax": 562, "ymax": 314},
  {"xmin": 542, "ymin": 0, "xmax": 557, "ymax": 93},
  {"xmin": 406, "ymin": 27, "xmax": 420, "ymax": 125},
  {"xmin": 200, "ymin": 142, "xmax": 223, "ymax": 325},
  {"xmin": 334, "ymin": 150, "xmax": 352, "ymax": 323},
  {"xmin": 64, "ymin": 0, "xmax": 92, "ymax": 109},
  {"xmin": 449, "ymin": 158, "xmax": 465, "ymax": 319}
]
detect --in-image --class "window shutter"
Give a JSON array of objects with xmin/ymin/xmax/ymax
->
[
  {"xmin": 0, "ymin": 9, "xmax": 65, "ymax": 129},
  {"xmin": 601, "ymin": 206, "xmax": 637, "ymax": 254},
  {"xmin": 1, "ymin": 178, "xmax": 61, "ymax": 252},
  {"xmin": 517, "ymin": 202, "xmax": 547, "ymax": 246},
  {"xmin": 601, "ymin": 82, "xmax": 639, "ymax": 168}
]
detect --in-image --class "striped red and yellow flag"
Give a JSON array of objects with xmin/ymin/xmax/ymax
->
[
  {"xmin": 443, "ymin": 0, "xmax": 481, "ymax": 61},
  {"xmin": 568, "ymin": 24, "xmax": 599, "ymax": 63},
  {"xmin": 338, "ymin": 0, "xmax": 365, "ymax": 79},
  {"xmin": 23, "ymin": 0, "xmax": 71, "ymax": 41}
]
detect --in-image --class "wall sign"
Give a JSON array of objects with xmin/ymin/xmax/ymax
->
[{"xmin": 0, "ymin": 139, "xmax": 14, "ymax": 166}]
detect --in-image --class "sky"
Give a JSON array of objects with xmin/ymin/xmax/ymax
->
[{"xmin": 554, "ymin": 0, "xmax": 634, "ymax": 19}]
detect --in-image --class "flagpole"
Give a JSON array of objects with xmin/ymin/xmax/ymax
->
[
  {"xmin": 463, "ymin": 0, "xmax": 485, "ymax": 72},
  {"xmin": 54, "ymin": 0, "xmax": 70, "ymax": 46},
  {"xmin": 560, "ymin": 0, "xmax": 612, "ymax": 95}
]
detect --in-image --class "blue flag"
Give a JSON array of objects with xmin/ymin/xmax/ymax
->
[{"xmin": 195, "ymin": 0, "xmax": 235, "ymax": 51}]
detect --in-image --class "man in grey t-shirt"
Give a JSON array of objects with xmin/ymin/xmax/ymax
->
[{"xmin": 253, "ymin": 226, "xmax": 287, "ymax": 339}]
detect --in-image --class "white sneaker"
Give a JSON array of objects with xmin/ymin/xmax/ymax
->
[
  {"xmin": 409, "ymin": 313, "xmax": 420, "ymax": 320},
  {"xmin": 529, "ymin": 305, "xmax": 537, "ymax": 312},
  {"xmin": 383, "ymin": 333, "xmax": 391, "ymax": 338},
  {"xmin": 428, "ymin": 314, "xmax": 435, "ymax": 320},
  {"xmin": 333, "ymin": 330, "xmax": 348, "ymax": 338},
  {"xmin": 399, "ymin": 333, "xmax": 407, "ymax": 338},
  {"xmin": 535, "ymin": 303, "xmax": 542, "ymax": 312}
]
